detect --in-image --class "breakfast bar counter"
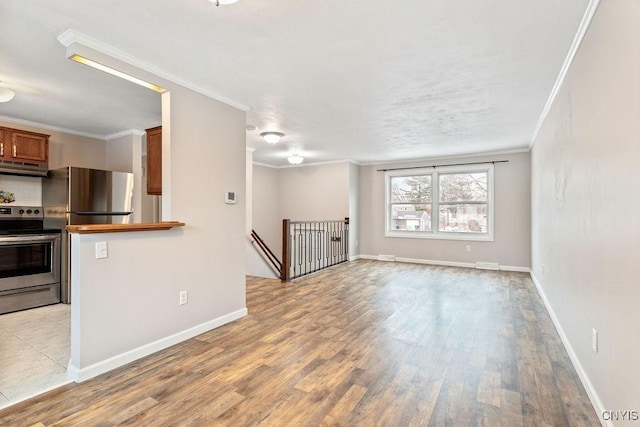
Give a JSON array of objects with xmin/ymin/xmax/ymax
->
[{"xmin": 66, "ymin": 221, "xmax": 185, "ymax": 234}]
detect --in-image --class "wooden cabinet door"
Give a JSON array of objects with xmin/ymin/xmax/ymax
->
[
  {"xmin": 0, "ymin": 127, "xmax": 49, "ymax": 165},
  {"xmin": 146, "ymin": 126, "xmax": 162, "ymax": 195}
]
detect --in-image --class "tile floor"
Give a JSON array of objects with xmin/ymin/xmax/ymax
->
[{"xmin": 0, "ymin": 304, "xmax": 71, "ymax": 409}]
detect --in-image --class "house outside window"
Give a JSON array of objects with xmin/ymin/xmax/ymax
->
[{"xmin": 385, "ymin": 164, "xmax": 494, "ymax": 241}]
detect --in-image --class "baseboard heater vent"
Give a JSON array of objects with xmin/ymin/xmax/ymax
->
[
  {"xmin": 476, "ymin": 262, "xmax": 499, "ymax": 270},
  {"xmin": 378, "ymin": 254, "xmax": 396, "ymax": 262}
]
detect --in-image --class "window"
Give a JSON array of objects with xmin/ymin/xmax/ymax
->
[{"xmin": 385, "ymin": 164, "xmax": 494, "ymax": 241}]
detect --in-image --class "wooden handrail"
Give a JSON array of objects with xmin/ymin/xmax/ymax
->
[{"xmin": 251, "ymin": 229, "xmax": 282, "ymax": 277}]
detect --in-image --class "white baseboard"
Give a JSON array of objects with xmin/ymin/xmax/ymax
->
[
  {"xmin": 68, "ymin": 307, "xmax": 248, "ymax": 383},
  {"xmin": 349, "ymin": 254, "xmax": 363, "ymax": 261},
  {"xmin": 396, "ymin": 256, "xmax": 475, "ymax": 269},
  {"xmin": 529, "ymin": 272, "xmax": 609, "ymax": 427},
  {"xmin": 499, "ymin": 265, "xmax": 531, "ymax": 272},
  {"xmin": 356, "ymin": 254, "xmax": 529, "ymax": 273}
]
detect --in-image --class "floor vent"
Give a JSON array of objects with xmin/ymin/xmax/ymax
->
[
  {"xmin": 476, "ymin": 262, "xmax": 499, "ymax": 270},
  {"xmin": 378, "ymin": 254, "xmax": 396, "ymax": 262}
]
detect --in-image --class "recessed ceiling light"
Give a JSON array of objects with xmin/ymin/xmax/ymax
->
[{"xmin": 260, "ymin": 131, "xmax": 284, "ymax": 144}]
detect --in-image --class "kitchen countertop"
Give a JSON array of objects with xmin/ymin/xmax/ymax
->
[{"xmin": 66, "ymin": 221, "xmax": 185, "ymax": 234}]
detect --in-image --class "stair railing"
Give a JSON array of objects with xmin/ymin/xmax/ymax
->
[
  {"xmin": 282, "ymin": 217, "xmax": 349, "ymax": 281},
  {"xmin": 250, "ymin": 229, "xmax": 282, "ymax": 277}
]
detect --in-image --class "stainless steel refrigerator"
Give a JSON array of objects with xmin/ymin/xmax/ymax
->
[{"xmin": 43, "ymin": 167, "xmax": 134, "ymax": 303}]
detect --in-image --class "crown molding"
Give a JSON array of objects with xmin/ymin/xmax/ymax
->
[
  {"xmin": 57, "ymin": 29, "xmax": 251, "ymax": 112},
  {"xmin": 278, "ymin": 158, "xmax": 361, "ymax": 169},
  {"xmin": 529, "ymin": 0, "xmax": 601, "ymax": 148},
  {"xmin": 252, "ymin": 161, "xmax": 278, "ymax": 169},
  {"xmin": 0, "ymin": 114, "xmax": 105, "ymax": 140},
  {"xmin": 105, "ymin": 129, "xmax": 146, "ymax": 140}
]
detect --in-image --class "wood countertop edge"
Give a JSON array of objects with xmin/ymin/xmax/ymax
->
[{"xmin": 66, "ymin": 221, "xmax": 186, "ymax": 234}]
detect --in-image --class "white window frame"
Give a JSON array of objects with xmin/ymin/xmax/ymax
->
[{"xmin": 385, "ymin": 164, "xmax": 494, "ymax": 241}]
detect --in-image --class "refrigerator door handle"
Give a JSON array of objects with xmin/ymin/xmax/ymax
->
[{"xmin": 69, "ymin": 211, "xmax": 133, "ymax": 216}]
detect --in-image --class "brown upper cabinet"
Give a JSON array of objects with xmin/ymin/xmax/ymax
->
[
  {"xmin": 146, "ymin": 126, "xmax": 162, "ymax": 195},
  {"xmin": 0, "ymin": 126, "xmax": 49, "ymax": 165}
]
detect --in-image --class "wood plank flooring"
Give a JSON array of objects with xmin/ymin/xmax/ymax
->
[{"xmin": 0, "ymin": 260, "xmax": 600, "ymax": 426}]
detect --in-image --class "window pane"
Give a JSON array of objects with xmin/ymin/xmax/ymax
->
[
  {"xmin": 391, "ymin": 204, "xmax": 432, "ymax": 231},
  {"xmin": 438, "ymin": 204, "xmax": 487, "ymax": 233},
  {"xmin": 439, "ymin": 172, "xmax": 487, "ymax": 202},
  {"xmin": 390, "ymin": 175, "xmax": 431, "ymax": 203}
]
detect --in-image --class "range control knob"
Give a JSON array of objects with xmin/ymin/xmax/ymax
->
[
  {"xmin": 26, "ymin": 209, "xmax": 32, "ymax": 214},
  {"xmin": 19, "ymin": 209, "xmax": 25, "ymax": 214},
  {"xmin": 34, "ymin": 209, "xmax": 40, "ymax": 214}
]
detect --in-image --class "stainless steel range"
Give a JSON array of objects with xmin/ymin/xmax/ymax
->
[{"xmin": 0, "ymin": 206, "xmax": 61, "ymax": 315}]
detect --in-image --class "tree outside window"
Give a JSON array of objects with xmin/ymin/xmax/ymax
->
[{"xmin": 385, "ymin": 165, "xmax": 494, "ymax": 241}]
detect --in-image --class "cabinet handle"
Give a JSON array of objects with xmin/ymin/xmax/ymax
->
[
  {"xmin": 12, "ymin": 144, "xmax": 16, "ymax": 157},
  {"xmin": 0, "ymin": 142, "xmax": 3, "ymax": 156}
]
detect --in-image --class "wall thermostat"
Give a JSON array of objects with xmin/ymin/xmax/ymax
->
[{"xmin": 225, "ymin": 191, "xmax": 237, "ymax": 204}]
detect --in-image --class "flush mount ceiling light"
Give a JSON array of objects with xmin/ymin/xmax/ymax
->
[
  {"xmin": 210, "ymin": 0, "xmax": 239, "ymax": 5},
  {"xmin": 0, "ymin": 84, "xmax": 15, "ymax": 103},
  {"xmin": 287, "ymin": 154, "xmax": 304, "ymax": 165},
  {"xmin": 260, "ymin": 131, "xmax": 284, "ymax": 144}
]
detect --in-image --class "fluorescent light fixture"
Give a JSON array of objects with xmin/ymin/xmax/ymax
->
[
  {"xmin": 287, "ymin": 154, "xmax": 304, "ymax": 165},
  {"xmin": 260, "ymin": 131, "xmax": 284, "ymax": 144},
  {"xmin": 69, "ymin": 54, "xmax": 166, "ymax": 93},
  {"xmin": 0, "ymin": 87, "xmax": 15, "ymax": 103}
]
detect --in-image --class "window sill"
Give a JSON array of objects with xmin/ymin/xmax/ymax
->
[{"xmin": 385, "ymin": 230, "xmax": 494, "ymax": 242}]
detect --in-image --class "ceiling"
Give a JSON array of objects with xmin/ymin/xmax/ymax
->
[{"xmin": 0, "ymin": 0, "xmax": 590, "ymax": 166}]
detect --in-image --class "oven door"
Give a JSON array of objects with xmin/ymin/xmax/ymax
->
[{"xmin": 0, "ymin": 234, "xmax": 61, "ymax": 292}]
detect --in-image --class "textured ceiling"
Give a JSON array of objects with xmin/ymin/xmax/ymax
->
[{"xmin": 0, "ymin": 0, "xmax": 590, "ymax": 166}]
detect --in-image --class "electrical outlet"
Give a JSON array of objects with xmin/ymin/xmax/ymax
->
[
  {"xmin": 95, "ymin": 241, "xmax": 108, "ymax": 259},
  {"xmin": 179, "ymin": 290, "xmax": 188, "ymax": 305},
  {"xmin": 592, "ymin": 328, "xmax": 598, "ymax": 353},
  {"xmin": 466, "ymin": 245, "xmax": 471, "ymax": 252}
]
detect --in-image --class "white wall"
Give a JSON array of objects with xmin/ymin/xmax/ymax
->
[
  {"xmin": 246, "ymin": 153, "xmax": 279, "ymax": 278},
  {"xmin": 252, "ymin": 164, "xmax": 281, "ymax": 255},
  {"xmin": 531, "ymin": 0, "xmax": 640, "ymax": 418},
  {"xmin": 278, "ymin": 162, "xmax": 351, "ymax": 222},
  {"xmin": 67, "ymin": 45, "xmax": 247, "ymax": 381},
  {"xmin": 359, "ymin": 152, "xmax": 531, "ymax": 268}
]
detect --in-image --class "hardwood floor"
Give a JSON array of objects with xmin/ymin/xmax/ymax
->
[{"xmin": 0, "ymin": 260, "xmax": 600, "ymax": 426}]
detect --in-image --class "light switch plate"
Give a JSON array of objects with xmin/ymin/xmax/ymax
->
[{"xmin": 95, "ymin": 241, "xmax": 108, "ymax": 259}]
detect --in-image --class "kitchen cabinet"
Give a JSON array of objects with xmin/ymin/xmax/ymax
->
[
  {"xmin": 0, "ymin": 126, "xmax": 49, "ymax": 165},
  {"xmin": 146, "ymin": 126, "xmax": 162, "ymax": 195}
]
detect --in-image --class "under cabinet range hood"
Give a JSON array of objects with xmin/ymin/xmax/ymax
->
[{"xmin": 0, "ymin": 160, "xmax": 49, "ymax": 177}]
